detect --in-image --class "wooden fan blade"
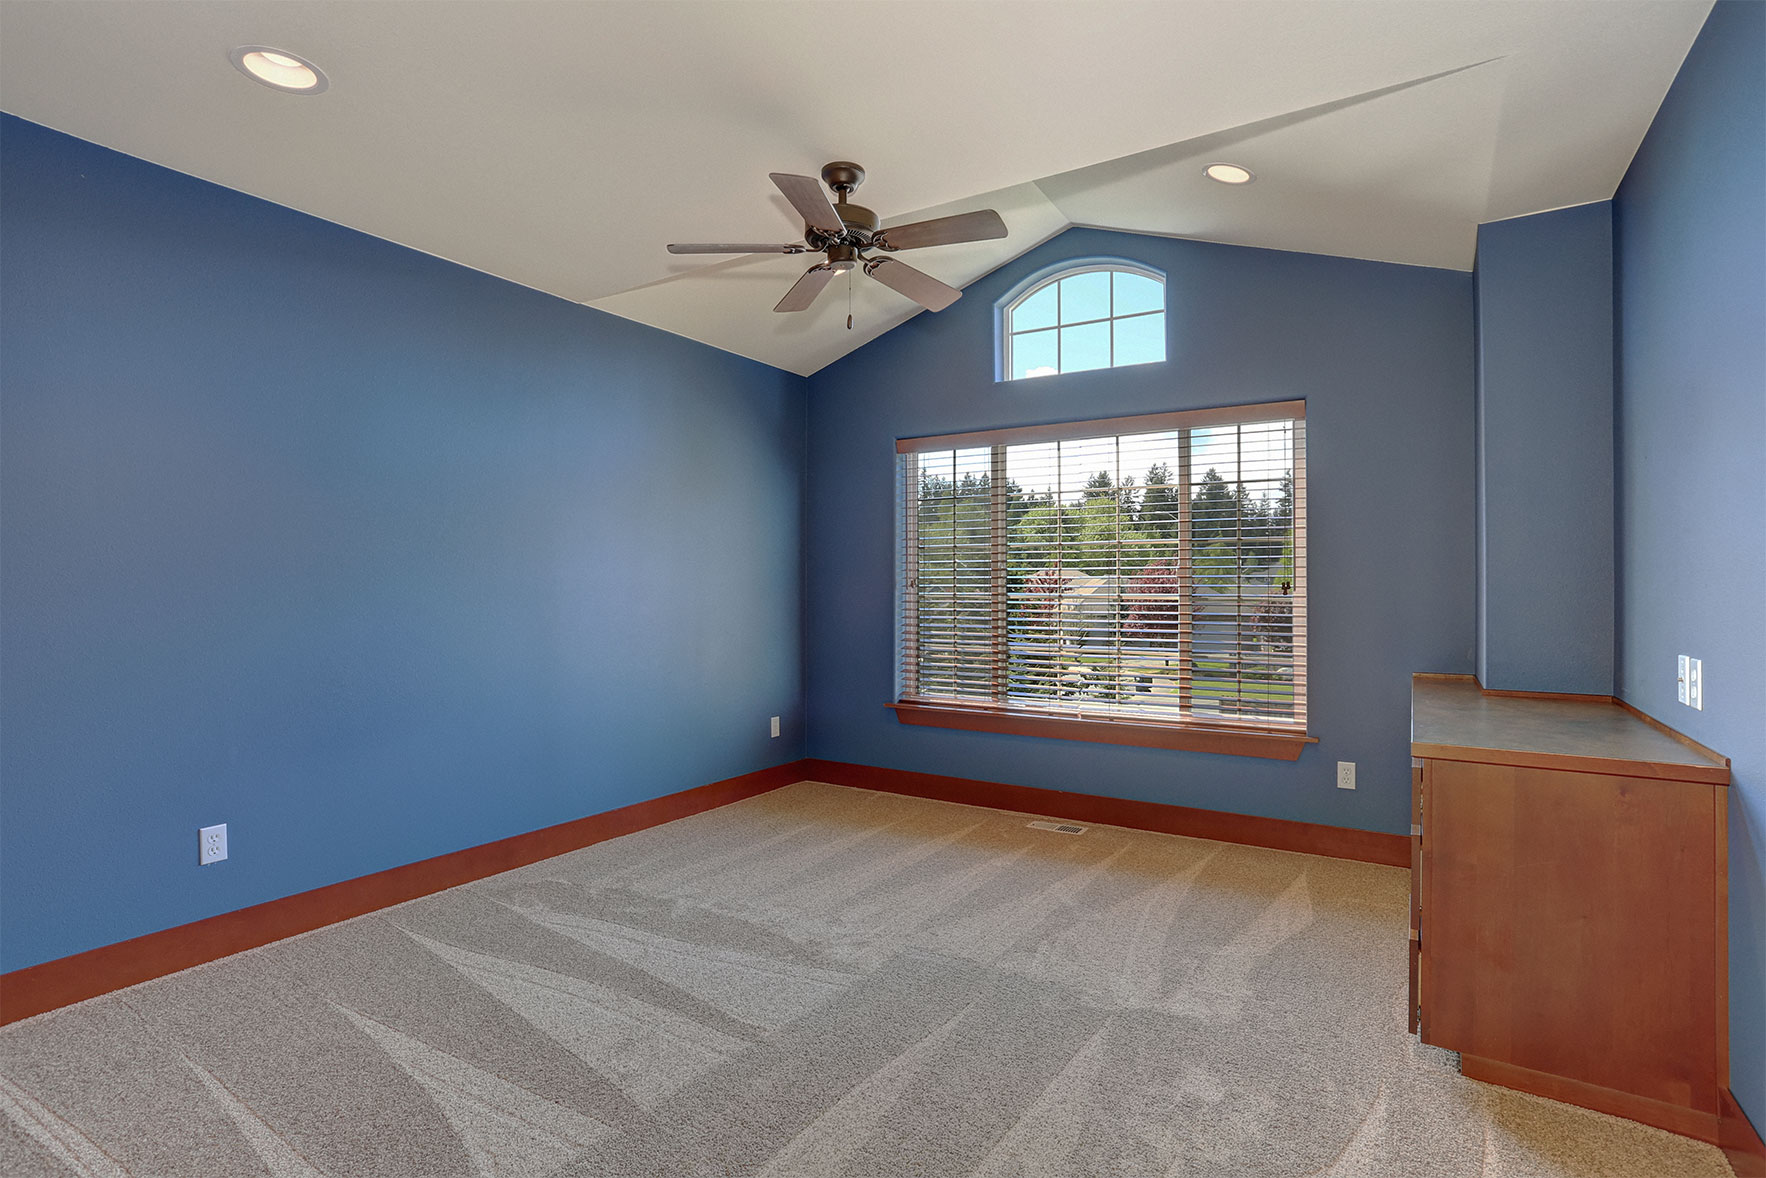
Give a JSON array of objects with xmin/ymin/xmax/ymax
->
[
  {"xmin": 775, "ymin": 264, "xmax": 838, "ymax": 312},
  {"xmin": 667, "ymin": 243, "xmax": 801, "ymax": 254},
  {"xmin": 866, "ymin": 258, "xmax": 961, "ymax": 312},
  {"xmin": 873, "ymin": 209, "xmax": 1007, "ymax": 251},
  {"xmin": 770, "ymin": 173, "xmax": 844, "ymax": 236}
]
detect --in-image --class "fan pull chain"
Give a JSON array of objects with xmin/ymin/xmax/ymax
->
[{"xmin": 847, "ymin": 269, "xmax": 854, "ymax": 330}]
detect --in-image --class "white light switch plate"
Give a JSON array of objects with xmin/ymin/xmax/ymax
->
[
  {"xmin": 770, "ymin": 716, "xmax": 781, "ymax": 738},
  {"xmin": 200, "ymin": 823, "xmax": 228, "ymax": 865}
]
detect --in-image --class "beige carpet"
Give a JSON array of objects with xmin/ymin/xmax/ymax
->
[{"xmin": 0, "ymin": 781, "xmax": 1733, "ymax": 1177}]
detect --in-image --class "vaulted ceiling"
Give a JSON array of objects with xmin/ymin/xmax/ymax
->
[{"xmin": 0, "ymin": 1, "xmax": 1711, "ymax": 375}]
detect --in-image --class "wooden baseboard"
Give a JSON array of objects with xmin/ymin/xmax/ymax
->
[
  {"xmin": 1459, "ymin": 1054, "xmax": 1719, "ymax": 1144},
  {"xmin": 801, "ymin": 758, "xmax": 1409, "ymax": 866},
  {"xmin": 1724, "ymin": 1088, "xmax": 1766, "ymax": 1176},
  {"xmin": 0, "ymin": 760, "xmax": 809, "ymax": 1026}
]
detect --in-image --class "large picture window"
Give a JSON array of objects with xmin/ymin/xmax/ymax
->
[{"xmin": 894, "ymin": 401, "xmax": 1309, "ymax": 759}]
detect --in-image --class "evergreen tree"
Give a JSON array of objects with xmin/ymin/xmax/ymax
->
[
  {"xmin": 1190, "ymin": 469, "xmax": 1237, "ymax": 546},
  {"xmin": 1139, "ymin": 461, "xmax": 1182, "ymax": 542}
]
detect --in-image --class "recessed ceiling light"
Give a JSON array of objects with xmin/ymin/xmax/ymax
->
[
  {"xmin": 1203, "ymin": 163, "xmax": 1255, "ymax": 185},
  {"xmin": 229, "ymin": 46, "xmax": 328, "ymax": 94}
]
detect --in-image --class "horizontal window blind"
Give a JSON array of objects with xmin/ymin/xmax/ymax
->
[{"xmin": 899, "ymin": 402, "xmax": 1306, "ymax": 730}]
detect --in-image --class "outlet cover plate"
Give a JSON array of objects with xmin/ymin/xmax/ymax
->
[
  {"xmin": 200, "ymin": 823, "xmax": 228, "ymax": 865},
  {"xmin": 1336, "ymin": 762, "xmax": 1356, "ymax": 790}
]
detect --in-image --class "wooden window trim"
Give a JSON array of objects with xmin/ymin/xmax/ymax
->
[{"xmin": 888, "ymin": 701, "xmax": 1316, "ymax": 760}]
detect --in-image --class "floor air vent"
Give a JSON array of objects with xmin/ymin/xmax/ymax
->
[{"xmin": 1027, "ymin": 820, "xmax": 1087, "ymax": 834}]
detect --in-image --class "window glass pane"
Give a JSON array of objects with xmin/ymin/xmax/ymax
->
[
  {"xmin": 1013, "ymin": 283, "xmax": 1058, "ymax": 332},
  {"xmin": 1059, "ymin": 321, "xmax": 1110, "ymax": 373},
  {"xmin": 1058, "ymin": 271, "xmax": 1111, "ymax": 324},
  {"xmin": 1190, "ymin": 426, "xmax": 1237, "ymax": 481},
  {"xmin": 1113, "ymin": 272, "xmax": 1163, "ymax": 316},
  {"xmin": 1011, "ymin": 328, "xmax": 1059, "ymax": 380},
  {"xmin": 1005, "ymin": 441, "xmax": 1059, "ymax": 501},
  {"xmin": 912, "ymin": 447, "xmax": 995, "ymax": 702},
  {"xmin": 1003, "ymin": 441, "xmax": 1062, "ymax": 705},
  {"xmin": 1112, "ymin": 311, "xmax": 1165, "ymax": 368}
]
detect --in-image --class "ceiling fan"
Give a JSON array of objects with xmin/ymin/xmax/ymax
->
[{"xmin": 668, "ymin": 162, "xmax": 1008, "ymax": 314}]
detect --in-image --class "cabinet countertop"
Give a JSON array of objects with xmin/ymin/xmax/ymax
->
[{"xmin": 1411, "ymin": 674, "xmax": 1729, "ymax": 784}]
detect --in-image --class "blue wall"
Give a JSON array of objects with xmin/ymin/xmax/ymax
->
[
  {"xmin": 1474, "ymin": 203, "xmax": 1615, "ymax": 695},
  {"xmin": 0, "ymin": 116, "xmax": 807, "ymax": 973},
  {"xmin": 1613, "ymin": 0, "xmax": 1766, "ymax": 1126},
  {"xmin": 805, "ymin": 227, "xmax": 1477, "ymax": 836}
]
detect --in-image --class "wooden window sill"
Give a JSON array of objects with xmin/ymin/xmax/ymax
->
[{"xmin": 888, "ymin": 701, "xmax": 1317, "ymax": 760}]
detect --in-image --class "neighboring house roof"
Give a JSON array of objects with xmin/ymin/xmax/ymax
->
[{"xmin": 1027, "ymin": 568, "xmax": 1116, "ymax": 609}]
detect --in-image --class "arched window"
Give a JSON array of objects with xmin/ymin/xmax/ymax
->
[{"xmin": 1001, "ymin": 263, "xmax": 1165, "ymax": 381}]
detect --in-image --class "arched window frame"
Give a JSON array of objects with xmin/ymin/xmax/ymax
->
[{"xmin": 996, "ymin": 259, "xmax": 1167, "ymax": 382}]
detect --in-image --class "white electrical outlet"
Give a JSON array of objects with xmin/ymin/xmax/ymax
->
[
  {"xmin": 770, "ymin": 715, "xmax": 781, "ymax": 738},
  {"xmin": 1687, "ymin": 658, "xmax": 1702, "ymax": 710},
  {"xmin": 199, "ymin": 823, "xmax": 228, "ymax": 865},
  {"xmin": 1678, "ymin": 655, "xmax": 1690, "ymax": 705},
  {"xmin": 1336, "ymin": 762, "xmax": 1356, "ymax": 790}
]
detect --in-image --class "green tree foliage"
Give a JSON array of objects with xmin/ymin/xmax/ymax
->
[
  {"xmin": 1187, "ymin": 466, "xmax": 1293, "ymax": 574},
  {"xmin": 1189, "ymin": 469, "xmax": 1237, "ymax": 546},
  {"xmin": 1010, "ymin": 488, "xmax": 1156, "ymax": 578},
  {"xmin": 1139, "ymin": 462, "xmax": 1182, "ymax": 541}
]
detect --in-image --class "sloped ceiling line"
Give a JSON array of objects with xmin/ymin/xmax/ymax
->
[{"xmin": 1035, "ymin": 57, "xmax": 1505, "ymax": 204}]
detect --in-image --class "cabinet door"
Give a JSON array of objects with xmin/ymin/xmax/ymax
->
[{"xmin": 1422, "ymin": 760, "xmax": 1718, "ymax": 1113}]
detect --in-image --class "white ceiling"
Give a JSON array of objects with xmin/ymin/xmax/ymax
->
[{"xmin": 0, "ymin": 1, "xmax": 1710, "ymax": 376}]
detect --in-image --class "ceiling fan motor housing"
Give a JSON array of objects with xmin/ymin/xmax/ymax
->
[
  {"xmin": 807, "ymin": 207, "xmax": 877, "ymax": 248},
  {"xmin": 802, "ymin": 161, "xmax": 879, "ymax": 249}
]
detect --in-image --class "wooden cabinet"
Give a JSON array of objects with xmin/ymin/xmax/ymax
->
[{"xmin": 1411, "ymin": 675, "xmax": 1730, "ymax": 1142}]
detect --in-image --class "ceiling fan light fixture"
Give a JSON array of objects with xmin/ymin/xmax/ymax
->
[
  {"xmin": 230, "ymin": 46, "xmax": 328, "ymax": 93},
  {"xmin": 1203, "ymin": 163, "xmax": 1255, "ymax": 185}
]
